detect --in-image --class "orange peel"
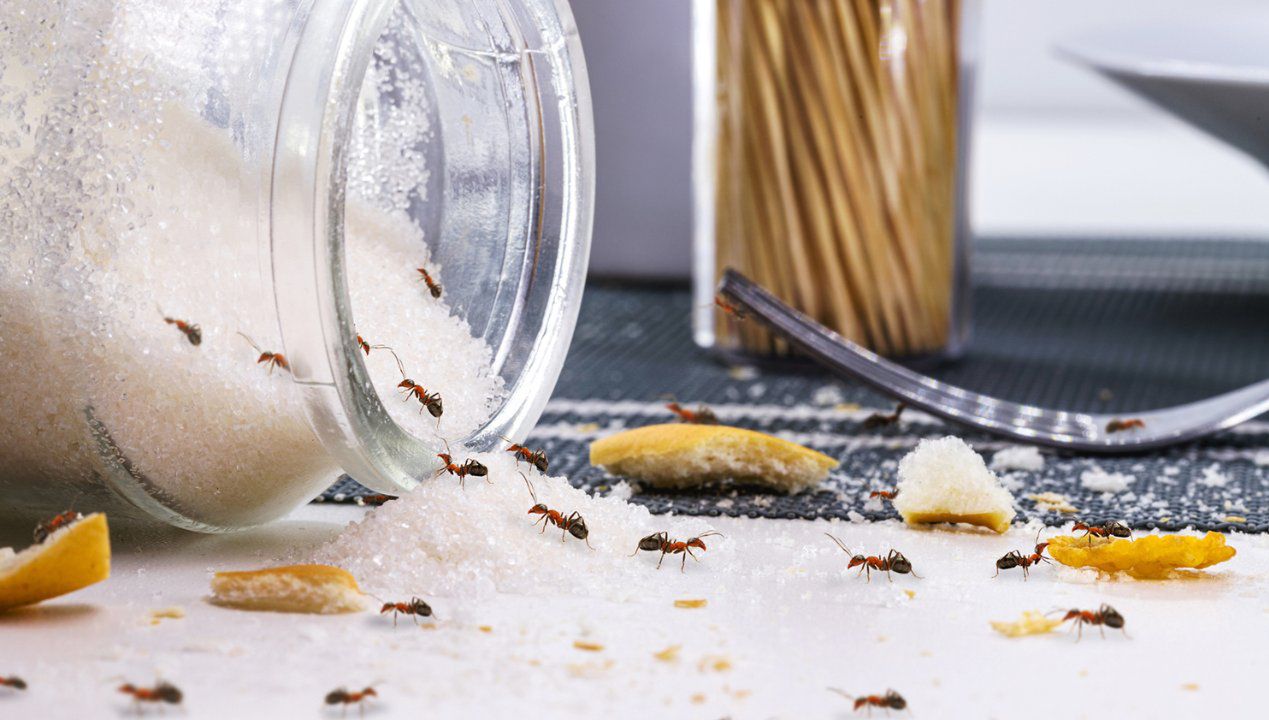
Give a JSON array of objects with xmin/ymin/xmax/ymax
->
[{"xmin": 1046, "ymin": 532, "xmax": 1235, "ymax": 579}]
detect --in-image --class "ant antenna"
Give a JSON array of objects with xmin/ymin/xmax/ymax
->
[
  {"xmin": 824, "ymin": 532, "xmax": 854, "ymax": 556},
  {"xmin": 826, "ymin": 687, "xmax": 854, "ymax": 700},
  {"xmin": 235, "ymin": 331, "xmax": 263, "ymax": 354}
]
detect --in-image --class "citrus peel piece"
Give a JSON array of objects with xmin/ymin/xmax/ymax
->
[
  {"xmin": 210, "ymin": 564, "xmax": 366, "ymax": 614},
  {"xmin": 990, "ymin": 611, "xmax": 1063, "ymax": 638},
  {"xmin": 0, "ymin": 512, "xmax": 111, "ymax": 612},
  {"xmin": 589, "ymin": 423, "xmax": 838, "ymax": 492},
  {"xmin": 1046, "ymin": 532, "xmax": 1235, "ymax": 579}
]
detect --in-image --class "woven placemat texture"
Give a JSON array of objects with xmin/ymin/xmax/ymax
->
[{"xmin": 319, "ymin": 239, "xmax": 1269, "ymax": 532}]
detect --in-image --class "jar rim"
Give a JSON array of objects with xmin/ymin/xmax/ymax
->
[{"xmin": 270, "ymin": 0, "xmax": 595, "ymax": 494}]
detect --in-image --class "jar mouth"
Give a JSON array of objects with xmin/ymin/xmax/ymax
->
[{"xmin": 271, "ymin": 0, "xmax": 594, "ymax": 494}]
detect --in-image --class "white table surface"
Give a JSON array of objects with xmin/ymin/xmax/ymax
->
[{"xmin": 3, "ymin": 503, "xmax": 1266, "ymax": 719}]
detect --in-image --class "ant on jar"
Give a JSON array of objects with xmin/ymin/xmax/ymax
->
[
  {"xmin": 416, "ymin": 266, "xmax": 442, "ymax": 299},
  {"xmin": 158, "ymin": 307, "xmax": 201, "ymax": 346},
  {"xmin": 824, "ymin": 533, "xmax": 919, "ymax": 582},
  {"xmin": 435, "ymin": 440, "xmax": 487, "ymax": 488},
  {"xmin": 631, "ymin": 530, "xmax": 723, "ymax": 572},
  {"xmin": 237, "ymin": 332, "xmax": 289, "ymax": 374}
]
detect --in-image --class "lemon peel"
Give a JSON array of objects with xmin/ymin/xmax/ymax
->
[{"xmin": 0, "ymin": 513, "xmax": 111, "ymax": 612}]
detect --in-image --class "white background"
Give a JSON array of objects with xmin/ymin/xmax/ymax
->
[{"xmin": 572, "ymin": 0, "xmax": 1269, "ymax": 278}]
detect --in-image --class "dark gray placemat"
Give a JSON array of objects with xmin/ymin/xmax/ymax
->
[{"xmin": 319, "ymin": 238, "xmax": 1269, "ymax": 532}]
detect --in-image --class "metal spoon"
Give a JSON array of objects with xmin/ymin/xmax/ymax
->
[{"xmin": 718, "ymin": 269, "xmax": 1269, "ymax": 454}]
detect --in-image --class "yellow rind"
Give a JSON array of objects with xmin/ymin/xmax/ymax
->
[
  {"xmin": 0, "ymin": 513, "xmax": 111, "ymax": 612},
  {"xmin": 589, "ymin": 423, "xmax": 838, "ymax": 492},
  {"xmin": 210, "ymin": 564, "xmax": 366, "ymax": 614},
  {"xmin": 901, "ymin": 511, "xmax": 1012, "ymax": 535},
  {"xmin": 1047, "ymin": 532, "xmax": 1236, "ymax": 579}
]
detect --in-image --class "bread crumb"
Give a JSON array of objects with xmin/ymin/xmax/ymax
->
[
  {"xmin": 903, "ymin": 589, "xmax": 916, "ymax": 600},
  {"xmin": 653, "ymin": 645, "xmax": 681, "ymax": 663},
  {"xmin": 148, "ymin": 606, "xmax": 185, "ymax": 625},
  {"xmin": 892, "ymin": 437, "xmax": 1016, "ymax": 533},
  {"xmin": 573, "ymin": 640, "xmax": 605, "ymax": 652},
  {"xmin": 209, "ymin": 564, "xmax": 365, "ymax": 614},
  {"xmin": 674, "ymin": 598, "xmax": 708, "ymax": 609},
  {"xmin": 1224, "ymin": 515, "xmax": 1247, "ymax": 524},
  {"xmin": 698, "ymin": 655, "xmax": 733, "ymax": 673},
  {"xmin": 478, "ymin": 625, "xmax": 493, "ymax": 633},
  {"xmin": 691, "ymin": 693, "xmax": 706, "ymax": 704},
  {"xmin": 1181, "ymin": 683, "xmax": 1200, "ymax": 691},
  {"xmin": 990, "ymin": 611, "xmax": 1063, "ymax": 637},
  {"xmin": 1028, "ymin": 492, "xmax": 1078, "ymax": 513}
]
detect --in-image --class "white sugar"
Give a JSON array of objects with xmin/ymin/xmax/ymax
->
[
  {"xmin": 1079, "ymin": 467, "xmax": 1135, "ymax": 493},
  {"xmin": 1199, "ymin": 464, "xmax": 1229, "ymax": 488},
  {"xmin": 990, "ymin": 445, "xmax": 1044, "ymax": 472}
]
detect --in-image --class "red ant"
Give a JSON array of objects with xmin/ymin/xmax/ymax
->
[
  {"xmin": 869, "ymin": 489, "xmax": 898, "ymax": 502},
  {"xmin": 1106, "ymin": 418, "xmax": 1145, "ymax": 433},
  {"xmin": 825, "ymin": 533, "xmax": 919, "ymax": 582},
  {"xmin": 378, "ymin": 596, "xmax": 432, "ymax": 626},
  {"xmin": 237, "ymin": 332, "xmax": 289, "ymax": 374},
  {"xmin": 994, "ymin": 531, "xmax": 1051, "ymax": 580},
  {"xmin": 159, "ymin": 310, "xmax": 201, "ymax": 346},
  {"xmin": 118, "ymin": 681, "xmax": 183, "ymax": 713},
  {"xmin": 355, "ymin": 334, "xmax": 372, "ymax": 355},
  {"xmin": 828, "ymin": 687, "xmax": 907, "ymax": 715},
  {"xmin": 0, "ymin": 676, "xmax": 26, "ymax": 691},
  {"xmin": 713, "ymin": 294, "xmax": 748, "ymax": 320},
  {"xmin": 33, "ymin": 510, "xmax": 82, "ymax": 544},
  {"xmin": 1072, "ymin": 520, "xmax": 1132, "ymax": 545},
  {"xmin": 399, "ymin": 379, "xmax": 443, "ymax": 418},
  {"xmin": 1052, "ymin": 604, "xmax": 1127, "ymax": 640},
  {"xmin": 631, "ymin": 530, "xmax": 723, "ymax": 572},
  {"xmin": 526, "ymin": 485, "xmax": 592, "ymax": 548},
  {"xmin": 665, "ymin": 399, "xmax": 718, "ymax": 425},
  {"xmin": 416, "ymin": 266, "xmax": 442, "ymax": 299},
  {"xmin": 324, "ymin": 686, "xmax": 378, "ymax": 717},
  {"xmin": 862, "ymin": 403, "xmax": 905, "ymax": 429},
  {"xmin": 355, "ymin": 333, "xmax": 397, "ymax": 358},
  {"xmin": 504, "ymin": 438, "xmax": 549, "ymax": 474},
  {"xmin": 435, "ymin": 441, "xmax": 487, "ymax": 487}
]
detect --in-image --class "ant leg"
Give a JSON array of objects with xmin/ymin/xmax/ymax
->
[
  {"xmin": 656, "ymin": 551, "xmax": 667, "ymax": 570},
  {"xmin": 681, "ymin": 552, "xmax": 688, "ymax": 573}
]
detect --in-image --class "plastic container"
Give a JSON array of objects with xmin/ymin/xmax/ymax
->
[
  {"xmin": 0, "ymin": 0, "xmax": 594, "ymax": 531},
  {"xmin": 692, "ymin": 0, "xmax": 976, "ymax": 361}
]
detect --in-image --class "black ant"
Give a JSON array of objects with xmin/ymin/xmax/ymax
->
[
  {"xmin": 0, "ymin": 676, "xmax": 26, "ymax": 691},
  {"xmin": 664, "ymin": 398, "xmax": 718, "ymax": 425},
  {"xmin": 435, "ymin": 441, "xmax": 487, "ymax": 487},
  {"xmin": 118, "ymin": 681, "xmax": 183, "ymax": 713},
  {"xmin": 377, "ymin": 596, "xmax": 432, "ymax": 626},
  {"xmin": 828, "ymin": 687, "xmax": 907, "ymax": 715},
  {"xmin": 1052, "ymin": 604, "xmax": 1127, "ymax": 640},
  {"xmin": 526, "ymin": 484, "xmax": 592, "ymax": 548},
  {"xmin": 862, "ymin": 403, "xmax": 905, "ymax": 429},
  {"xmin": 1106, "ymin": 418, "xmax": 1145, "ymax": 433},
  {"xmin": 994, "ymin": 531, "xmax": 1051, "ymax": 580},
  {"xmin": 324, "ymin": 686, "xmax": 378, "ymax": 717},
  {"xmin": 237, "ymin": 332, "xmax": 289, "ymax": 374},
  {"xmin": 416, "ymin": 267, "xmax": 442, "ymax": 299},
  {"xmin": 159, "ymin": 308, "xmax": 201, "ymax": 346},
  {"xmin": 825, "ymin": 533, "xmax": 918, "ymax": 582},
  {"xmin": 631, "ymin": 530, "xmax": 723, "ymax": 572},
  {"xmin": 1072, "ymin": 520, "xmax": 1132, "ymax": 545},
  {"xmin": 33, "ymin": 510, "xmax": 82, "ymax": 544}
]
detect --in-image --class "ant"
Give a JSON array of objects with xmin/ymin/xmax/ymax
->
[
  {"xmin": 713, "ymin": 294, "xmax": 748, "ymax": 320},
  {"xmin": 416, "ymin": 266, "xmax": 442, "ymax": 299},
  {"xmin": 824, "ymin": 533, "xmax": 919, "ymax": 582},
  {"xmin": 504, "ymin": 438, "xmax": 549, "ymax": 474},
  {"xmin": 1072, "ymin": 520, "xmax": 1132, "ymax": 545},
  {"xmin": 324, "ymin": 686, "xmax": 378, "ymax": 717},
  {"xmin": 237, "ymin": 332, "xmax": 289, "ymax": 374},
  {"xmin": 33, "ymin": 510, "xmax": 82, "ymax": 544},
  {"xmin": 0, "ymin": 676, "xmax": 26, "ymax": 691},
  {"xmin": 862, "ymin": 403, "xmax": 905, "ymax": 429},
  {"xmin": 159, "ymin": 309, "xmax": 201, "ymax": 346},
  {"xmin": 1106, "ymin": 418, "xmax": 1145, "ymax": 433},
  {"xmin": 435, "ymin": 441, "xmax": 487, "ymax": 487},
  {"xmin": 399, "ymin": 379, "xmax": 443, "ymax": 418},
  {"xmin": 994, "ymin": 531, "xmax": 1051, "ymax": 580},
  {"xmin": 1052, "ymin": 604, "xmax": 1127, "ymax": 640},
  {"xmin": 827, "ymin": 687, "xmax": 907, "ymax": 715},
  {"xmin": 526, "ymin": 484, "xmax": 592, "ymax": 548},
  {"xmin": 631, "ymin": 530, "xmax": 723, "ymax": 572},
  {"xmin": 665, "ymin": 398, "xmax": 718, "ymax": 425},
  {"xmin": 378, "ymin": 596, "xmax": 433, "ymax": 626},
  {"xmin": 355, "ymin": 333, "xmax": 397, "ymax": 358},
  {"xmin": 118, "ymin": 681, "xmax": 183, "ymax": 713},
  {"xmin": 868, "ymin": 489, "xmax": 898, "ymax": 503}
]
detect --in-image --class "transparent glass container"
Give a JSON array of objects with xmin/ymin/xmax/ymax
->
[
  {"xmin": 692, "ymin": 0, "xmax": 975, "ymax": 361},
  {"xmin": 0, "ymin": 0, "xmax": 594, "ymax": 531}
]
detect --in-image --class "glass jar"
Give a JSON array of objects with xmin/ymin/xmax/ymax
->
[
  {"xmin": 692, "ymin": 0, "xmax": 975, "ymax": 361},
  {"xmin": 0, "ymin": 0, "xmax": 594, "ymax": 531}
]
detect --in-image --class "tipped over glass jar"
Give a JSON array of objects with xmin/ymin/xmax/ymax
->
[{"xmin": 0, "ymin": 0, "xmax": 594, "ymax": 531}]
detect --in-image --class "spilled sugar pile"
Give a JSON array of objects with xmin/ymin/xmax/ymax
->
[{"xmin": 313, "ymin": 451, "xmax": 729, "ymax": 601}]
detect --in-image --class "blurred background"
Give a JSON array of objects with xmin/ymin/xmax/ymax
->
[{"xmin": 573, "ymin": 0, "xmax": 1269, "ymax": 279}]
